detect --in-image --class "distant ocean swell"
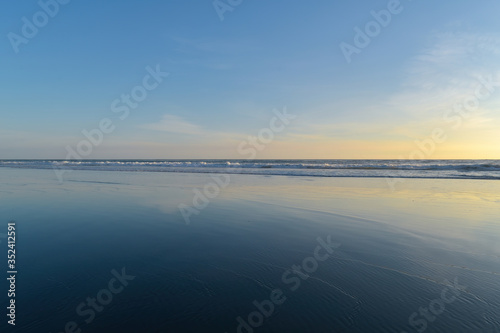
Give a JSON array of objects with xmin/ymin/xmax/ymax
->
[{"xmin": 0, "ymin": 160, "xmax": 499, "ymax": 180}]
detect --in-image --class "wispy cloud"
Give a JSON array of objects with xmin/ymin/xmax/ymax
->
[
  {"xmin": 141, "ymin": 115, "xmax": 204, "ymax": 135},
  {"xmin": 386, "ymin": 29, "xmax": 500, "ymax": 134},
  {"xmin": 396, "ymin": 30, "xmax": 500, "ymax": 105},
  {"xmin": 261, "ymin": 28, "xmax": 500, "ymax": 157},
  {"xmin": 171, "ymin": 36, "xmax": 257, "ymax": 54}
]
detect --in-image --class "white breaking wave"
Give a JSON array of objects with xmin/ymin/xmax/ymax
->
[{"xmin": 0, "ymin": 159, "xmax": 499, "ymax": 180}]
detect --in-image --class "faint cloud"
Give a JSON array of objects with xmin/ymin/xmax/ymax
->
[
  {"xmin": 141, "ymin": 115, "xmax": 203, "ymax": 135},
  {"xmin": 171, "ymin": 36, "xmax": 256, "ymax": 54},
  {"xmin": 280, "ymin": 29, "xmax": 500, "ymax": 149},
  {"xmin": 404, "ymin": 30, "xmax": 500, "ymax": 92},
  {"xmin": 389, "ymin": 29, "xmax": 500, "ymax": 123},
  {"xmin": 162, "ymin": 36, "xmax": 258, "ymax": 70}
]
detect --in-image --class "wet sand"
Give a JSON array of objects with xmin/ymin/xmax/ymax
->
[{"xmin": 1, "ymin": 168, "xmax": 499, "ymax": 332}]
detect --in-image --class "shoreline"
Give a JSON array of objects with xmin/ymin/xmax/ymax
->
[{"xmin": 1, "ymin": 165, "xmax": 500, "ymax": 181}]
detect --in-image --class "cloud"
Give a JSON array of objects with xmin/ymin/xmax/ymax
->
[
  {"xmin": 141, "ymin": 115, "xmax": 203, "ymax": 135},
  {"xmin": 385, "ymin": 30, "xmax": 500, "ymax": 134},
  {"xmin": 171, "ymin": 36, "xmax": 256, "ymax": 54},
  {"xmin": 399, "ymin": 30, "xmax": 500, "ymax": 100},
  {"xmin": 274, "ymin": 29, "xmax": 500, "ymax": 157}
]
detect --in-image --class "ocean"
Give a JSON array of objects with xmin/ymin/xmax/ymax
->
[{"xmin": 1, "ymin": 159, "xmax": 500, "ymax": 180}]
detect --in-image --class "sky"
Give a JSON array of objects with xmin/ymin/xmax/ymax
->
[{"xmin": 1, "ymin": 0, "xmax": 500, "ymax": 159}]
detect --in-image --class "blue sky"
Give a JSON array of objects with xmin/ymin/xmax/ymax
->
[{"xmin": 1, "ymin": 0, "xmax": 500, "ymax": 159}]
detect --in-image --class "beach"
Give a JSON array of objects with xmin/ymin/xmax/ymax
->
[{"xmin": 1, "ymin": 167, "xmax": 499, "ymax": 332}]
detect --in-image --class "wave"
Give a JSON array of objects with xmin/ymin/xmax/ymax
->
[{"xmin": 1, "ymin": 159, "xmax": 499, "ymax": 180}]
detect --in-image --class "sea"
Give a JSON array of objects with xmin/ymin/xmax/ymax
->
[{"xmin": 1, "ymin": 159, "xmax": 500, "ymax": 180}]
